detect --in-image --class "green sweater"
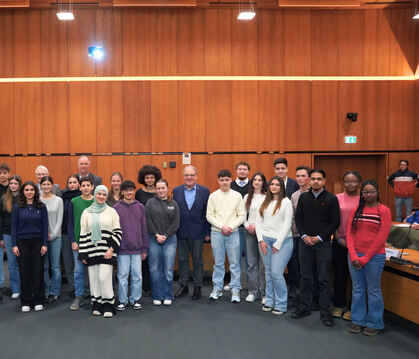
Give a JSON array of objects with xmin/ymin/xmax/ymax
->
[{"xmin": 69, "ymin": 196, "xmax": 94, "ymax": 244}]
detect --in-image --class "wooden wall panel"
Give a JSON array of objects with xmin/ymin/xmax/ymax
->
[
  {"xmin": 40, "ymin": 10, "xmax": 67, "ymax": 77},
  {"xmin": 337, "ymin": 10, "xmax": 364, "ymax": 75},
  {"xmin": 122, "ymin": 81, "xmax": 151, "ymax": 152},
  {"xmin": 121, "ymin": 9, "xmax": 151, "ymax": 76},
  {"xmin": 68, "ymin": 82, "xmax": 96, "ymax": 152},
  {"xmin": 43, "ymin": 156, "xmax": 71, "ymax": 188},
  {"xmin": 0, "ymin": 11, "xmax": 13, "ymax": 77},
  {"xmin": 0, "ymin": 84, "xmax": 15, "ymax": 154},
  {"xmin": 123, "ymin": 155, "xmax": 153, "ymax": 186},
  {"xmin": 257, "ymin": 10, "xmax": 284, "ymax": 76},
  {"xmin": 13, "ymin": 10, "xmax": 41, "ymax": 77},
  {"xmin": 232, "ymin": 82, "xmax": 259, "ymax": 151},
  {"xmin": 96, "ymin": 81, "xmax": 124, "ymax": 152},
  {"xmin": 311, "ymin": 10, "xmax": 337, "ymax": 76},
  {"xmin": 284, "ymin": 82, "xmax": 312, "ymax": 151},
  {"xmin": 41, "ymin": 83, "xmax": 69, "ymax": 154},
  {"xmin": 177, "ymin": 81, "xmax": 205, "ymax": 152},
  {"xmin": 13, "ymin": 157, "xmax": 43, "ymax": 184},
  {"xmin": 204, "ymin": 9, "xmax": 232, "ymax": 75},
  {"xmin": 97, "ymin": 155, "xmax": 125, "ymax": 188},
  {"xmin": 177, "ymin": 9, "xmax": 205, "ymax": 75},
  {"xmin": 204, "ymin": 81, "xmax": 233, "ymax": 151},
  {"xmin": 150, "ymin": 82, "xmax": 178, "ymax": 152},
  {"xmin": 14, "ymin": 83, "xmax": 42, "ymax": 154},
  {"xmin": 284, "ymin": 10, "xmax": 311, "ymax": 75},
  {"xmin": 151, "ymin": 154, "xmax": 181, "ymax": 189}
]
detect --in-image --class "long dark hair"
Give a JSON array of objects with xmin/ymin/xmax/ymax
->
[
  {"xmin": 246, "ymin": 172, "xmax": 267, "ymax": 211},
  {"xmin": 259, "ymin": 176, "xmax": 286, "ymax": 217},
  {"xmin": 18, "ymin": 181, "xmax": 44, "ymax": 209},
  {"xmin": 350, "ymin": 179, "xmax": 381, "ymax": 233},
  {"xmin": 3, "ymin": 174, "xmax": 22, "ymax": 212}
]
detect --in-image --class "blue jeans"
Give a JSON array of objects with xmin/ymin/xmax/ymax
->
[
  {"xmin": 118, "ymin": 254, "xmax": 142, "ymax": 304},
  {"xmin": 73, "ymin": 250, "xmax": 86, "ymax": 297},
  {"xmin": 3, "ymin": 234, "xmax": 20, "ymax": 294},
  {"xmin": 211, "ymin": 230, "xmax": 241, "ymax": 291},
  {"xmin": 148, "ymin": 235, "xmax": 177, "ymax": 301},
  {"xmin": 44, "ymin": 237, "xmax": 62, "ymax": 296},
  {"xmin": 0, "ymin": 237, "xmax": 4, "ymax": 287},
  {"xmin": 260, "ymin": 236, "xmax": 293, "ymax": 312},
  {"xmin": 61, "ymin": 234, "xmax": 75, "ymax": 291},
  {"xmin": 395, "ymin": 197, "xmax": 413, "ymax": 222},
  {"xmin": 348, "ymin": 253, "xmax": 386, "ymax": 329}
]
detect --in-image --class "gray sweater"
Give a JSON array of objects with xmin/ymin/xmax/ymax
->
[
  {"xmin": 145, "ymin": 197, "xmax": 180, "ymax": 238},
  {"xmin": 41, "ymin": 195, "xmax": 64, "ymax": 239}
]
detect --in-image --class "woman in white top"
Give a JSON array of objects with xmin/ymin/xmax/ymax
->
[
  {"xmin": 243, "ymin": 172, "xmax": 267, "ymax": 303},
  {"xmin": 256, "ymin": 176, "xmax": 293, "ymax": 315},
  {"xmin": 40, "ymin": 176, "xmax": 64, "ymax": 302}
]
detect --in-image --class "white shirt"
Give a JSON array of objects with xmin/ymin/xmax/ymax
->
[{"xmin": 243, "ymin": 193, "xmax": 266, "ymax": 228}]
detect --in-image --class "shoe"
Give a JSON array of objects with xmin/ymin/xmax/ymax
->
[
  {"xmin": 103, "ymin": 312, "xmax": 113, "ymax": 318},
  {"xmin": 143, "ymin": 289, "xmax": 151, "ymax": 297},
  {"xmin": 48, "ymin": 295, "xmax": 59, "ymax": 304},
  {"xmin": 231, "ymin": 291, "xmax": 241, "ymax": 303},
  {"xmin": 174, "ymin": 286, "xmax": 189, "ymax": 298},
  {"xmin": 223, "ymin": 284, "xmax": 231, "ymax": 291},
  {"xmin": 261, "ymin": 297, "xmax": 266, "ymax": 305},
  {"xmin": 332, "ymin": 307, "xmax": 343, "ymax": 318},
  {"xmin": 153, "ymin": 300, "xmax": 162, "ymax": 306},
  {"xmin": 163, "ymin": 299, "xmax": 172, "ymax": 306},
  {"xmin": 343, "ymin": 310, "xmax": 352, "ymax": 321},
  {"xmin": 92, "ymin": 310, "xmax": 101, "ymax": 316},
  {"xmin": 209, "ymin": 289, "xmax": 223, "ymax": 300},
  {"xmin": 11, "ymin": 293, "xmax": 20, "ymax": 300},
  {"xmin": 34, "ymin": 304, "xmax": 44, "ymax": 311},
  {"xmin": 348, "ymin": 323, "xmax": 362, "ymax": 334},
  {"xmin": 21, "ymin": 306, "xmax": 30, "ymax": 312},
  {"xmin": 132, "ymin": 301, "xmax": 143, "ymax": 310},
  {"xmin": 191, "ymin": 287, "xmax": 201, "ymax": 300},
  {"xmin": 246, "ymin": 294, "xmax": 256, "ymax": 302},
  {"xmin": 115, "ymin": 301, "xmax": 126, "ymax": 311},
  {"xmin": 291, "ymin": 309, "xmax": 311, "ymax": 319},
  {"xmin": 272, "ymin": 309, "xmax": 285, "ymax": 315},
  {"xmin": 43, "ymin": 295, "xmax": 49, "ymax": 304},
  {"xmin": 70, "ymin": 296, "xmax": 84, "ymax": 311},
  {"xmin": 262, "ymin": 305, "xmax": 273, "ymax": 312},
  {"xmin": 321, "ymin": 313, "xmax": 335, "ymax": 327},
  {"xmin": 363, "ymin": 327, "xmax": 379, "ymax": 336}
]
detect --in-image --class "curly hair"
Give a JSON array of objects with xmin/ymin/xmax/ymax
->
[{"xmin": 137, "ymin": 165, "xmax": 162, "ymax": 186}]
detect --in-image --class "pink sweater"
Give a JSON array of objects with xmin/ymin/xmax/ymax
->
[{"xmin": 336, "ymin": 192, "xmax": 359, "ymax": 239}]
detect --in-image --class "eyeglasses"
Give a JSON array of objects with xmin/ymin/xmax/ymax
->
[
  {"xmin": 344, "ymin": 181, "xmax": 359, "ymax": 184},
  {"xmin": 184, "ymin": 174, "xmax": 196, "ymax": 178},
  {"xmin": 361, "ymin": 190, "xmax": 377, "ymax": 195}
]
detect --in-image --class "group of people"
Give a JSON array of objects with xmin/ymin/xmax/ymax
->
[{"xmin": 1, "ymin": 156, "xmax": 416, "ymax": 336}]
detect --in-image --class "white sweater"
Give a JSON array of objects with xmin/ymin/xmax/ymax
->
[
  {"xmin": 41, "ymin": 195, "xmax": 64, "ymax": 239},
  {"xmin": 256, "ymin": 198, "xmax": 293, "ymax": 250},
  {"xmin": 243, "ymin": 193, "xmax": 266, "ymax": 227}
]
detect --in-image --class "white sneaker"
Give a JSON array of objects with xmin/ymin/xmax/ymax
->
[
  {"xmin": 163, "ymin": 300, "xmax": 172, "ymax": 306},
  {"xmin": 34, "ymin": 304, "xmax": 44, "ymax": 311},
  {"xmin": 209, "ymin": 289, "xmax": 223, "ymax": 300},
  {"xmin": 103, "ymin": 312, "xmax": 113, "ymax": 318},
  {"xmin": 223, "ymin": 284, "xmax": 231, "ymax": 291},
  {"xmin": 231, "ymin": 291, "xmax": 241, "ymax": 303},
  {"xmin": 12, "ymin": 293, "xmax": 20, "ymax": 300},
  {"xmin": 261, "ymin": 297, "xmax": 266, "ymax": 305},
  {"xmin": 246, "ymin": 294, "xmax": 256, "ymax": 302},
  {"xmin": 272, "ymin": 309, "xmax": 285, "ymax": 315},
  {"xmin": 21, "ymin": 306, "xmax": 30, "ymax": 312},
  {"xmin": 153, "ymin": 300, "xmax": 162, "ymax": 306},
  {"xmin": 92, "ymin": 310, "xmax": 101, "ymax": 316}
]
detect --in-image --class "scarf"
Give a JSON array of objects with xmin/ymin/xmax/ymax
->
[{"xmin": 86, "ymin": 185, "xmax": 109, "ymax": 246}]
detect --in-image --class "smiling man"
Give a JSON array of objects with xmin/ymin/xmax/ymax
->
[
  {"xmin": 75, "ymin": 156, "xmax": 102, "ymax": 190},
  {"xmin": 274, "ymin": 157, "xmax": 299, "ymax": 199}
]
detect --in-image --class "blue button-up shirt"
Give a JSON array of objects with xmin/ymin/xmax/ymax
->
[{"xmin": 184, "ymin": 184, "xmax": 197, "ymax": 210}]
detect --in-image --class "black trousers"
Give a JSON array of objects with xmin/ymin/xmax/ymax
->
[
  {"xmin": 287, "ymin": 236, "xmax": 301, "ymax": 293},
  {"xmin": 142, "ymin": 258, "xmax": 151, "ymax": 291},
  {"xmin": 332, "ymin": 240, "xmax": 350, "ymax": 308},
  {"xmin": 17, "ymin": 238, "xmax": 45, "ymax": 306},
  {"xmin": 299, "ymin": 240, "xmax": 332, "ymax": 315},
  {"xmin": 178, "ymin": 236, "xmax": 204, "ymax": 288}
]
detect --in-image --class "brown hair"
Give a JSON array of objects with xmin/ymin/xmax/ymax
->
[
  {"xmin": 156, "ymin": 178, "xmax": 172, "ymax": 203},
  {"xmin": 109, "ymin": 171, "xmax": 123, "ymax": 200},
  {"xmin": 259, "ymin": 176, "xmax": 286, "ymax": 217},
  {"xmin": 3, "ymin": 174, "xmax": 22, "ymax": 212}
]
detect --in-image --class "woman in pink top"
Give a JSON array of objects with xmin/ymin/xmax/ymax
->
[
  {"xmin": 346, "ymin": 180, "xmax": 391, "ymax": 336},
  {"xmin": 333, "ymin": 171, "xmax": 361, "ymax": 320}
]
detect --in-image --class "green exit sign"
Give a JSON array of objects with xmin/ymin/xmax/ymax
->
[{"xmin": 344, "ymin": 136, "xmax": 357, "ymax": 144}]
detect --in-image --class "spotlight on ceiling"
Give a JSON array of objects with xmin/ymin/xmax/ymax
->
[
  {"xmin": 88, "ymin": 46, "xmax": 104, "ymax": 60},
  {"xmin": 57, "ymin": 12, "xmax": 74, "ymax": 21},
  {"xmin": 238, "ymin": 0, "xmax": 256, "ymax": 21}
]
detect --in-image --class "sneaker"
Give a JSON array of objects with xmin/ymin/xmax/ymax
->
[
  {"xmin": 115, "ymin": 301, "xmax": 126, "ymax": 311},
  {"xmin": 21, "ymin": 305, "xmax": 30, "ymax": 312},
  {"xmin": 223, "ymin": 284, "xmax": 231, "ymax": 291},
  {"xmin": 92, "ymin": 310, "xmax": 101, "ymax": 316},
  {"xmin": 103, "ymin": 312, "xmax": 113, "ymax": 318},
  {"xmin": 163, "ymin": 300, "xmax": 172, "ymax": 306},
  {"xmin": 272, "ymin": 309, "xmax": 285, "ymax": 315},
  {"xmin": 231, "ymin": 291, "xmax": 241, "ymax": 303},
  {"xmin": 245, "ymin": 294, "xmax": 256, "ymax": 302},
  {"xmin": 153, "ymin": 300, "xmax": 162, "ymax": 306},
  {"xmin": 132, "ymin": 301, "xmax": 143, "ymax": 310},
  {"xmin": 11, "ymin": 293, "xmax": 21, "ymax": 300},
  {"xmin": 70, "ymin": 296, "xmax": 84, "ymax": 311},
  {"xmin": 348, "ymin": 323, "xmax": 362, "ymax": 334},
  {"xmin": 363, "ymin": 327, "xmax": 379, "ymax": 336},
  {"xmin": 34, "ymin": 304, "xmax": 44, "ymax": 311},
  {"xmin": 343, "ymin": 310, "xmax": 352, "ymax": 321},
  {"xmin": 48, "ymin": 295, "xmax": 59, "ymax": 304},
  {"xmin": 261, "ymin": 297, "xmax": 266, "ymax": 305},
  {"xmin": 209, "ymin": 289, "xmax": 223, "ymax": 300},
  {"xmin": 262, "ymin": 305, "xmax": 273, "ymax": 312},
  {"xmin": 332, "ymin": 307, "xmax": 343, "ymax": 318}
]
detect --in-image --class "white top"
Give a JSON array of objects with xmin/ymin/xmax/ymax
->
[
  {"xmin": 243, "ymin": 193, "xmax": 266, "ymax": 228},
  {"xmin": 41, "ymin": 195, "xmax": 64, "ymax": 239},
  {"xmin": 206, "ymin": 189, "xmax": 246, "ymax": 232},
  {"xmin": 256, "ymin": 197, "xmax": 293, "ymax": 250}
]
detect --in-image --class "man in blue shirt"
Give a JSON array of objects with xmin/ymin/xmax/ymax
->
[{"xmin": 173, "ymin": 165, "xmax": 210, "ymax": 300}]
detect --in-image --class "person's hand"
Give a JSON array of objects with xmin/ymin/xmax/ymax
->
[
  {"xmin": 48, "ymin": 232, "xmax": 52, "ymax": 242},
  {"xmin": 246, "ymin": 225, "xmax": 255, "ymax": 235},
  {"xmin": 13, "ymin": 246, "xmax": 20, "ymax": 257},
  {"xmin": 259, "ymin": 241, "xmax": 268, "ymax": 255},
  {"xmin": 272, "ymin": 246, "xmax": 279, "ymax": 254},
  {"xmin": 352, "ymin": 260, "xmax": 362, "ymax": 270},
  {"xmin": 71, "ymin": 242, "xmax": 79, "ymax": 251},
  {"xmin": 221, "ymin": 226, "xmax": 233, "ymax": 236},
  {"xmin": 40, "ymin": 246, "xmax": 48, "ymax": 256},
  {"xmin": 156, "ymin": 234, "xmax": 166, "ymax": 244},
  {"xmin": 0, "ymin": 240, "xmax": 4, "ymax": 249},
  {"xmin": 141, "ymin": 253, "xmax": 147, "ymax": 260},
  {"xmin": 104, "ymin": 248, "xmax": 114, "ymax": 259},
  {"xmin": 339, "ymin": 238, "xmax": 347, "ymax": 248},
  {"xmin": 204, "ymin": 235, "xmax": 210, "ymax": 242},
  {"xmin": 82, "ymin": 259, "xmax": 87, "ymax": 264},
  {"xmin": 303, "ymin": 236, "xmax": 314, "ymax": 246}
]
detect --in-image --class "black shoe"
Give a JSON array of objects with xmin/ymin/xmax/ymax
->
[
  {"xmin": 142, "ymin": 289, "xmax": 151, "ymax": 297},
  {"xmin": 174, "ymin": 285, "xmax": 189, "ymax": 298},
  {"xmin": 48, "ymin": 295, "xmax": 59, "ymax": 304},
  {"xmin": 191, "ymin": 287, "xmax": 201, "ymax": 300},
  {"xmin": 291, "ymin": 309, "xmax": 311, "ymax": 319},
  {"xmin": 321, "ymin": 313, "xmax": 335, "ymax": 327}
]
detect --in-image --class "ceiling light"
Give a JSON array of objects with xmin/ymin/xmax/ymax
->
[
  {"xmin": 414, "ymin": 0, "xmax": 419, "ymax": 19},
  {"xmin": 238, "ymin": 1, "xmax": 256, "ymax": 21},
  {"xmin": 57, "ymin": 12, "xmax": 74, "ymax": 21},
  {"xmin": 88, "ymin": 46, "xmax": 104, "ymax": 60},
  {"xmin": 238, "ymin": 11, "xmax": 256, "ymax": 20}
]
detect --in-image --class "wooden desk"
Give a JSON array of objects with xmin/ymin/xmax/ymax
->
[{"xmin": 382, "ymin": 249, "xmax": 419, "ymax": 324}]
